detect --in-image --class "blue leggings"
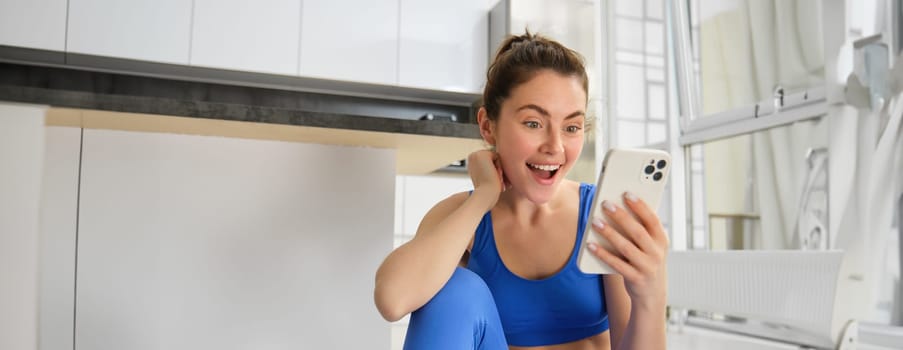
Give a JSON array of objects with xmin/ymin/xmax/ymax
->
[{"xmin": 403, "ymin": 267, "xmax": 508, "ymax": 350}]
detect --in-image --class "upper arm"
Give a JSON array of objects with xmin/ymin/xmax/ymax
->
[
  {"xmin": 603, "ymin": 274, "xmax": 631, "ymax": 349},
  {"xmin": 411, "ymin": 191, "xmax": 477, "ymax": 252}
]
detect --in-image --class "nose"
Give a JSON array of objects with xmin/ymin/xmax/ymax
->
[{"xmin": 539, "ymin": 129, "xmax": 564, "ymax": 155}]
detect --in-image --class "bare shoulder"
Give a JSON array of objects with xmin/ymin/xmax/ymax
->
[
  {"xmin": 563, "ymin": 179, "xmax": 583, "ymax": 192},
  {"xmin": 559, "ymin": 179, "xmax": 584, "ymax": 204}
]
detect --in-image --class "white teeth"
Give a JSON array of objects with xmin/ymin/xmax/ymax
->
[{"xmin": 528, "ymin": 163, "xmax": 561, "ymax": 171}]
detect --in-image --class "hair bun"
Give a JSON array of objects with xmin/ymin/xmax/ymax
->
[{"xmin": 495, "ymin": 30, "xmax": 536, "ymax": 57}]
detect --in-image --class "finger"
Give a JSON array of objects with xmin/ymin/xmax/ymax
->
[
  {"xmin": 600, "ymin": 200, "xmax": 658, "ymax": 254},
  {"xmin": 592, "ymin": 218, "xmax": 653, "ymax": 274},
  {"xmin": 622, "ymin": 192, "xmax": 668, "ymax": 244},
  {"xmin": 588, "ymin": 239, "xmax": 641, "ymax": 281}
]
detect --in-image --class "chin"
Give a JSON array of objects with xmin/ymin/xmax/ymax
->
[{"xmin": 518, "ymin": 180, "xmax": 561, "ymax": 204}]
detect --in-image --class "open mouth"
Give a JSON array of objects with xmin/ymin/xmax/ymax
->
[{"xmin": 527, "ymin": 163, "xmax": 561, "ymax": 181}]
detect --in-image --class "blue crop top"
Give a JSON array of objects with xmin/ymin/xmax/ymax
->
[{"xmin": 466, "ymin": 183, "xmax": 609, "ymax": 346}]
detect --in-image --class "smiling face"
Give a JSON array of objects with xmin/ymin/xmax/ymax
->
[{"xmin": 480, "ymin": 69, "xmax": 587, "ymax": 204}]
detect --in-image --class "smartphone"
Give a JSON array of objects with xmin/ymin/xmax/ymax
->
[{"xmin": 576, "ymin": 148, "xmax": 671, "ymax": 275}]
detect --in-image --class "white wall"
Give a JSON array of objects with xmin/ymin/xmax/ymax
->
[
  {"xmin": 71, "ymin": 129, "xmax": 394, "ymax": 350},
  {"xmin": 0, "ymin": 103, "xmax": 46, "ymax": 350}
]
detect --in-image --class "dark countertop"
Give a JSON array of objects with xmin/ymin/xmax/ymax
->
[{"xmin": 0, "ymin": 45, "xmax": 482, "ymax": 140}]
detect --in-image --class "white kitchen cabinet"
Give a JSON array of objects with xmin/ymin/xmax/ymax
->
[
  {"xmin": 38, "ymin": 126, "xmax": 81, "ymax": 350},
  {"xmin": 398, "ymin": 0, "xmax": 490, "ymax": 93},
  {"xmin": 400, "ymin": 174, "xmax": 473, "ymax": 236},
  {"xmin": 67, "ymin": 0, "xmax": 191, "ymax": 64},
  {"xmin": 299, "ymin": 0, "xmax": 398, "ymax": 85},
  {"xmin": 395, "ymin": 176, "xmax": 405, "ymax": 235},
  {"xmin": 0, "ymin": 103, "xmax": 47, "ymax": 350},
  {"xmin": 191, "ymin": 0, "xmax": 301, "ymax": 75},
  {"xmin": 74, "ymin": 129, "xmax": 392, "ymax": 350},
  {"xmin": 0, "ymin": 0, "xmax": 67, "ymax": 51},
  {"xmin": 37, "ymin": 126, "xmax": 82, "ymax": 350}
]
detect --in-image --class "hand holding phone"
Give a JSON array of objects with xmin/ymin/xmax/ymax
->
[{"xmin": 576, "ymin": 148, "xmax": 671, "ymax": 275}]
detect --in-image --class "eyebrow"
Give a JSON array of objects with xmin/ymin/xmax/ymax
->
[{"xmin": 515, "ymin": 104, "xmax": 585, "ymax": 120}]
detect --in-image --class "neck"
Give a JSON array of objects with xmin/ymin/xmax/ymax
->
[{"xmin": 494, "ymin": 180, "xmax": 579, "ymax": 222}]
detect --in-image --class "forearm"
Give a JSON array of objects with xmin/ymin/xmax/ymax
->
[
  {"xmin": 616, "ymin": 299, "xmax": 667, "ymax": 350},
  {"xmin": 374, "ymin": 190, "xmax": 495, "ymax": 321}
]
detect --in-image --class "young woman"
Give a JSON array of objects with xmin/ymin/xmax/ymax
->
[{"xmin": 374, "ymin": 32, "xmax": 668, "ymax": 350}]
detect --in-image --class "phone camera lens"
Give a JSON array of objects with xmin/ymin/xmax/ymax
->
[
  {"xmin": 644, "ymin": 165, "xmax": 655, "ymax": 175},
  {"xmin": 653, "ymin": 172, "xmax": 663, "ymax": 181},
  {"xmin": 657, "ymin": 159, "xmax": 667, "ymax": 169}
]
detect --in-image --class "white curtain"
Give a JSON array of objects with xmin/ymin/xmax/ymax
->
[
  {"xmin": 751, "ymin": 118, "xmax": 828, "ymax": 249},
  {"xmin": 748, "ymin": 0, "xmax": 826, "ymax": 250}
]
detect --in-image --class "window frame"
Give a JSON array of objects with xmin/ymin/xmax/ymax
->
[{"xmin": 667, "ymin": 0, "xmax": 835, "ymax": 250}]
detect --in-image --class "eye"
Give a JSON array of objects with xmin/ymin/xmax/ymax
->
[
  {"xmin": 565, "ymin": 125, "xmax": 582, "ymax": 133},
  {"xmin": 524, "ymin": 121, "xmax": 541, "ymax": 129}
]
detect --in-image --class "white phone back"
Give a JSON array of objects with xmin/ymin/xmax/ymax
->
[{"xmin": 576, "ymin": 148, "xmax": 671, "ymax": 274}]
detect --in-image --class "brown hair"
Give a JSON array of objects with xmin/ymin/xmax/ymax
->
[{"xmin": 482, "ymin": 31, "xmax": 589, "ymax": 121}]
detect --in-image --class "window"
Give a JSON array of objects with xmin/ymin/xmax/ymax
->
[
  {"xmin": 676, "ymin": 0, "xmax": 829, "ymax": 250},
  {"xmin": 607, "ymin": 0, "xmax": 677, "ymax": 237}
]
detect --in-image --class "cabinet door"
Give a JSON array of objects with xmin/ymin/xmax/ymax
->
[
  {"xmin": 0, "ymin": 0, "xmax": 67, "ymax": 51},
  {"xmin": 299, "ymin": 0, "xmax": 398, "ymax": 85},
  {"xmin": 67, "ymin": 0, "xmax": 191, "ymax": 64},
  {"xmin": 398, "ymin": 0, "xmax": 489, "ymax": 93},
  {"xmin": 38, "ymin": 126, "xmax": 82, "ymax": 350},
  {"xmin": 400, "ymin": 174, "xmax": 473, "ymax": 236},
  {"xmin": 191, "ymin": 0, "xmax": 301, "ymax": 75},
  {"xmin": 0, "ymin": 103, "xmax": 47, "ymax": 350},
  {"xmin": 75, "ymin": 129, "xmax": 392, "ymax": 350}
]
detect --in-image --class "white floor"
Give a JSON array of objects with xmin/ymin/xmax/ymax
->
[
  {"xmin": 390, "ymin": 322, "xmax": 814, "ymax": 349},
  {"xmin": 666, "ymin": 325, "xmax": 801, "ymax": 350}
]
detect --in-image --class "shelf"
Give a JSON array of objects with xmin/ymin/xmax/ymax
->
[
  {"xmin": 0, "ymin": 47, "xmax": 487, "ymax": 174},
  {"xmin": 46, "ymin": 108, "xmax": 484, "ymax": 175}
]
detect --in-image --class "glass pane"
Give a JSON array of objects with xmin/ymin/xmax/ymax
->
[
  {"xmin": 616, "ymin": 120, "xmax": 647, "ymax": 147},
  {"xmin": 647, "ymin": 67, "xmax": 664, "ymax": 82},
  {"xmin": 645, "ymin": 22, "xmax": 664, "ymax": 55},
  {"xmin": 647, "ymin": 122, "xmax": 666, "ymax": 144},
  {"xmin": 616, "ymin": 64, "xmax": 646, "ymax": 119},
  {"xmin": 648, "ymin": 84, "xmax": 666, "ymax": 119},
  {"xmin": 646, "ymin": 0, "xmax": 663, "ymax": 19},
  {"xmin": 616, "ymin": 0, "xmax": 643, "ymax": 17},
  {"xmin": 692, "ymin": 117, "xmax": 829, "ymax": 250},
  {"xmin": 691, "ymin": 142, "xmax": 703, "ymax": 158},
  {"xmin": 689, "ymin": 143, "xmax": 707, "ymax": 249},
  {"xmin": 659, "ymin": 181, "xmax": 671, "ymax": 227},
  {"xmin": 647, "ymin": 55, "xmax": 665, "ymax": 68},
  {"xmin": 691, "ymin": 0, "xmax": 825, "ymax": 117},
  {"xmin": 616, "ymin": 51, "xmax": 645, "ymax": 65},
  {"xmin": 616, "ymin": 18, "xmax": 644, "ymax": 52}
]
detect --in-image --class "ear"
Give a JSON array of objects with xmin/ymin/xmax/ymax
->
[{"xmin": 477, "ymin": 107, "xmax": 496, "ymax": 146}]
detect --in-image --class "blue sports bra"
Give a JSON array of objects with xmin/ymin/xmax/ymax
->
[{"xmin": 466, "ymin": 183, "xmax": 609, "ymax": 346}]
